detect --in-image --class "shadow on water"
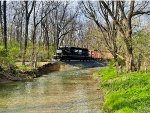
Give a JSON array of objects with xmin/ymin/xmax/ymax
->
[
  {"xmin": 62, "ymin": 60, "xmax": 107, "ymax": 69},
  {"xmin": 37, "ymin": 60, "xmax": 107, "ymax": 76}
]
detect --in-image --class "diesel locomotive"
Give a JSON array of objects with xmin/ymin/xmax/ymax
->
[{"xmin": 54, "ymin": 46, "xmax": 91, "ymax": 61}]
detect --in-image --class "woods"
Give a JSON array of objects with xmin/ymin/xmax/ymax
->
[
  {"xmin": 0, "ymin": 0, "xmax": 149, "ymax": 72},
  {"xmin": 0, "ymin": 1, "xmax": 150, "ymax": 113},
  {"xmin": 0, "ymin": 1, "xmax": 81, "ymax": 70},
  {"xmin": 81, "ymin": 1, "xmax": 150, "ymax": 72}
]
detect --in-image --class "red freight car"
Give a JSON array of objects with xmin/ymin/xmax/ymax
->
[{"xmin": 89, "ymin": 50, "xmax": 113, "ymax": 60}]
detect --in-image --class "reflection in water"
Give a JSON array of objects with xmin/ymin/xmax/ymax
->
[{"xmin": 0, "ymin": 68, "xmax": 102, "ymax": 113}]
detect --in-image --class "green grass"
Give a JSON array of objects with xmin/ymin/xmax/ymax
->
[{"xmin": 95, "ymin": 67, "xmax": 150, "ymax": 113}]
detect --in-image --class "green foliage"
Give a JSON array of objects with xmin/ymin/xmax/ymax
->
[
  {"xmin": 0, "ymin": 41, "xmax": 20, "ymax": 68},
  {"xmin": 38, "ymin": 44, "xmax": 55, "ymax": 61},
  {"xmin": 17, "ymin": 65, "xmax": 32, "ymax": 71},
  {"xmin": 0, "ymin": 46, "xmax": 8, "ymax": 57},
  {"xmin": 108, "ymin": 59, "xmax": 116, "ymax": 67},
  {"xmin": 97, "ymin": 66, "xmax": 118, "ymax": 85},
  {"xmin": 9, "ymin": 47, "xmax": 20, "ymax": 61},
  {"xmin": 0, "ymin": 40, "xmax": 55, "ymax": 68},
  {"xmin": 133, "ymin": 32, "xmax": 150, "ymax": 71},
  {"xmin": 115, "ymin": 107, "xmax": 134, "ymax": 113},
  {"xmin": 0, "ymin": 46, "xmax": 10, "ymax": 68},
  {"xmin": 96, "ymin": 67, "xmax": 150, "ymax": 113}
]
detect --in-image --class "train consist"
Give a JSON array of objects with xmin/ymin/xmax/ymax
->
[{"xmin": 54, "ymin": 46, "xmax": 113, "ymax": 61}]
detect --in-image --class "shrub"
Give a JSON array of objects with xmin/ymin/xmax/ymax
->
[{"xmin": 0, "ymin": 45, "xmax": 19, "ymax": 69}]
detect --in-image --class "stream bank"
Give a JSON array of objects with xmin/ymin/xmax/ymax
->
[
  {"xmin": 0, "ymin": 62, "xmax": 62, "ymax": 83},
  {"xmin": 0, "ymin": 60, "xmax": 107, "ymax": 83}
]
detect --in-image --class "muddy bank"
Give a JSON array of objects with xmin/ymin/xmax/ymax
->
[
  {"xmin": 0, "ymin": 69, "xmax": 33, "ymax": 83},
  {"xmin": 37, "ymin": 62, "xmax": 79, "ymax": 75},
  {"xmin": 0, "ymin": 62, "xmax": 74, "ymax": 83},
  {"xmin": 0, "ymin": 60, "xmax": 106, "ymax": 83}
]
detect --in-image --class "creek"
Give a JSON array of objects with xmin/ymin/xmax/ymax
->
[{"xmin": 0, "ymin": 64, "xmax": 102, "ymax": 113}]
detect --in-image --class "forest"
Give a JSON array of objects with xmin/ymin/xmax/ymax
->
[
  {"xmin": 0, "ymin": 1, "xmax": 149, "ymax": 73},
  {"xmin": 0, "ymin": 1, "xmax": 150, "ymax": 113}
]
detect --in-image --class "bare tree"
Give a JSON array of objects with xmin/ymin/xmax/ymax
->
[
  {"xmin": 0, "ymin": 1, "xmax": 3, "ymax": 42},
  {"xmin": 11, "ymin": 1, "xmax": 25, "ymax": 55},
  {"xmin": 49, "ymin": 2, "xmax": 78, "ymax": 52},
  {"xmin": 31, "ymin": 1, "xmax": 59, "ymax": 69},
  {"xmin": 101, "ymin": 1, "xmax": 150, "ymax": 72},
  {"xmin": 81, "ymin": 1, "xmax": 120, "ymax": 68},
  {"xmin": 3, "ymin": 1, "xmax": 7, "ymax": 50},
  {"xmin": 22, "ymin": 1, "xmax": 35, "ymax": 65}
]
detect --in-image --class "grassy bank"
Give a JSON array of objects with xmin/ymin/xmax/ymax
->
[{"xmin": 95, "ymin": 67, "xmax": 150, "ymax": 113}]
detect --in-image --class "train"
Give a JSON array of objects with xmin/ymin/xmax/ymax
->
[
  {"xmin": 54, "ymin": 46, "xmax": 90, "ymax": 61},
  {"xmin": 53, "ymin": 46, "xmax": 113, "ymax": 61}
]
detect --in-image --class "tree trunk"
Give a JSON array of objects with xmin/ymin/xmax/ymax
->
[
  {"xmin": 32, "ymin": 3, "xmax": 37, "ymax": 70},
  {"xmin": 22, "ymin": 1, "xmax": 34, "ymax": 65},
  {"xmin": 22, "ymin": 18, "xmax": 29, "ymax": 65},
  {"xmin": 54, "ymin": 29, "xmax": 59, "ymax": 53},
  {"xmin": 124, "ymin": 20, "xmax": 135, "ymax": 72},
  {"xmin": 45, "ymin": 18, "xmax": 50, "ymax": 59},
  {"xmin": 136, "ymin": 53, "xmax": 142, "ymax": 71},
  {"xmin": 46, "ymin": 30, "xmax": 50, "ymax": 59},
  {"xmin": 54, "ymin": 7, "xmax": 59, "ymax": 53},
  {"xmin": 144, "ymin": 61, "xmax": 147, "ymax": 73},
  {"xmin": 3, "ymin": 1, "xmax": 7, "ymax": 50},
  {"xmin": 0, "ymin": 1, "xmax": 3, "ymax": 42},
  {"xmin": 15, "ymin": 26, "xmax": 19, "ymax": 43},
  {"xmin": 31, "ymin": 28, "xmax": 36, "ymax": 69},
  {"xmin": 19, "ymin": 20, "xmax": 23, "ymax": 56},
  {"xmin": 125, "ymin": 36, "xmax": 135, "ymax": 72},
  {"xmin": 22, "ymin": 2, "xmax": 28, "ymax": 65}
]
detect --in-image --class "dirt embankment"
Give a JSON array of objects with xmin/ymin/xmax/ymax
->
[
  {"xmin": 0, "ymin": 62, "xmax": 72, "ymax": 83},
  {"xmin": 0, "ymin": 60, "xmax": 107, "ymax": 83},
  {"xmin": 0, "ymin": 62, "xmax": 52, "ymax": 83}
]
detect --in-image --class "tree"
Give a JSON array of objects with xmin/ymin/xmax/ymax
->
[
  {"xmin": 100, "ymin": 1, "xmax": 150, "ymax": 72},
  {"xmin": 81, "ymin": 1, "xmax": 119, "ymax": 68},
  {"xmin": 0, "ymin": 1, "xmax": 3, "ymax": 42},
  {"xmin": 49, "ymin": 1, "xmax": 78, "ymax": 52},
  {"xmin": 30, "ymin": 1, "xmax": 59, "ymax": 69},
  {"xmin": 3, "ymin": 1, "xmax": 7, "ymax": 50},
  {"xmin": 11, "ymin": 1, "xmax": 25, "ymax": 55},
  {"xmin": 22, "ymin": 1, "xmax": 35, "ymax": 65},
  {"xmin": 84, "ymin": 21, "xmax": 107, "ymax": 52}
]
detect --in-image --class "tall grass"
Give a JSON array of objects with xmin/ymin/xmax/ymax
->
[{"xmin": 95, "ymin": 67, "xmax": 150, "ymax": 113}]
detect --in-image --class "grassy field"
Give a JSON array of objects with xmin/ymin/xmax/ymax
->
[{"xmin": 94, "ymin": 67, "xmax": 150, "ymax": 113}]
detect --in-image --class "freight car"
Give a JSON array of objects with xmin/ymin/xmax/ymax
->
[
  {"xmin": 54, "ymin": 46, "xmax": 91, "ymax": 61},
  {"xmin": 89, "ymin": 50, "xmax": 113, "ymax": 60}
]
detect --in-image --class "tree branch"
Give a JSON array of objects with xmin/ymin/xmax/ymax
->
[
  {"xmin": 35, "ymin": 3, "xmax": 60, "ymax": 27},
  {"xmin": 27, "ymin": 1, "xmax": 35, "ymax": 18},
  {"xmin": 133, "ymin": 10, "xmax": 150, "ymax": 16},
  {"xmin": 101, "ymin": 1, "xmax": 126, "ymax": 37},
  {"xmin": 128, "ymin": 0, "xmax": 135, "ymax": 20},
  {"xmin": 118, "ymin": 1, "xmax": 127, "ymax": 21}
]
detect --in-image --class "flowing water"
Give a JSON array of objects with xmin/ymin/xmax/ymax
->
[{"xmin": 0, "ymin": 68, "xmax": 102, "ymax": 113}]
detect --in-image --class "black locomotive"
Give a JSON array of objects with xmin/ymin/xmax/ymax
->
[{"xmin": 54, "ymin": 46, "xmax": 91, "ymax": 61}]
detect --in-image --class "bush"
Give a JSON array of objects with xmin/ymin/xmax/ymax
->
[{"xmin": 0, "ymin": 45, "xmax": 19, "ymax": 69}]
